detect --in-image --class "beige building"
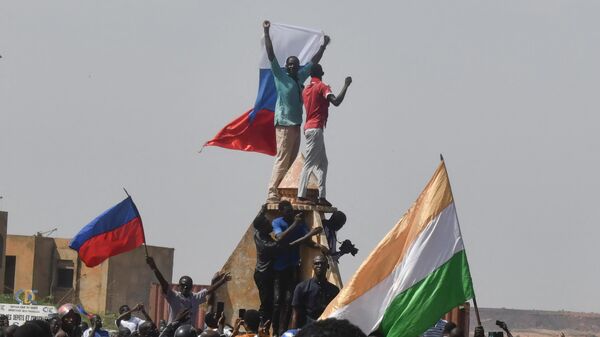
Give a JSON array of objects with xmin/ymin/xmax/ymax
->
[{"xmin": 5, "ymin": 234, "xmax": 173, "ymax": 314}]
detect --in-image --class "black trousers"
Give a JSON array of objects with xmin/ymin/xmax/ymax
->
[
  {"xmin": 272, "ymin": 267, "xmax": 298, "ymax": 335},
  {"xmin": 254, "ymin": 269, "xmax": 274, "ymax": 324}
]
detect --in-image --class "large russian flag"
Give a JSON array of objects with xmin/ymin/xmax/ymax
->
[
  {"xmin": 69, "ymin": 197, "xmax": 146, "ymax": 267},
  {"xmin": 204, "ymin": 23, "xmax": 323, "ymax": 156}
]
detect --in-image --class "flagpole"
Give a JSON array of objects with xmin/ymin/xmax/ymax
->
[
  {"xmin": 439, "ymin": 154, "xmax": 482, "ymax": 327},
  {"xmin": 123, "ymin": 188, "xmax": 150, "ymax": 258}
]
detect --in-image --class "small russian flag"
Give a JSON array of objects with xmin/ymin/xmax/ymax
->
[{"xmin": 69, "ymin": 197, "xmax": 146, "ymax": 267}]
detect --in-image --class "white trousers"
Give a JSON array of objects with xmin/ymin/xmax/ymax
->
[{"xmin": 297, "ymin": 128, "xmax": 328, "ymax": 198}]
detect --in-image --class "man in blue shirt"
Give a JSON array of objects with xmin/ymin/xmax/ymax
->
[
  {"xmin": 270, "ymin": 200, "xmax": 329, "ymax": 336},
  {"xmin": 263, "ymin": 20, "xmax": 330, "ymax": 203}
]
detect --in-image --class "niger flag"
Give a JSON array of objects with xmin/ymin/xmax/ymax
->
[{"xmin": 321, "ymin": 160, "xmax": 475, "ymax": 337}]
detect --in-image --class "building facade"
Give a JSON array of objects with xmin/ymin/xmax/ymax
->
[{"xmin": 5, "ymin": 234, "xmax": 173, "ymax": 314}]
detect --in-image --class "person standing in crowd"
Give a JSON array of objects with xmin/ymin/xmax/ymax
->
[
  {"xmin": 296, "ymin": 65, "xmax": 352, "ymax": 206},
  {"xmin": 116, "ymin": 303, "xmax": 153, "ymax": 334},
  {"xmin": 146, "ymin": 256, "xmax": 231, "ymax": 328},
  {"xmin": 55, "ymin": 304, "xmax": 82, "ymax": 337},
  {"xmin": 231, "ymin": 310, "xmax": 262, "ymax": 337},
  {"xmin": 262, "ymin": 19, "xmax": 330, "ymax": 203},
  {"xmin": 82, "ymin": 316, "xmax": 108, "ymax": 337},
  {"xmin": 271, "ymin": 201, "xmax": 329, "ymax": 336},
  {"xmin": 48, "ymin": 315, "xmax": 61, "ymax": 336},
  {"xmin": 138, "ymin": 321, "xmax": 160, "ymax": 337},
  {"xmin": 290, "ymin": 255, "xmax": 339, "ymax": 329},
  {"xmin": 252, "ymin": 204, "xmax": 324, "ymax": 325}
]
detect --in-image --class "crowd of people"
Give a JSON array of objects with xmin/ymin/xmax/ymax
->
[
  {"xmin": 0, "ymin": 302, "xmax": 504, "ymax": 337},
  {"xmin": 0, "ymin": 20, "xmax": 501, "ymax": 337}
]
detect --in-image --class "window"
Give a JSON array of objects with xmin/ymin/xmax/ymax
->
[
  {"xmin": 4, "ymin": 256, "xmax": 15, "ymax": 294},
  {"xmin": 56, "ymin": 260, "xmax": 74, "ymax": 288}
]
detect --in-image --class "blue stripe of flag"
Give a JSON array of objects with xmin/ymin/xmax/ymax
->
[
  {"xmin": 250, "ymin": 69, "xmax": 277, "ymax": 122},
  {"xmin": 69, "ymin": 197, "xmax": 140, "ymax": 250}
]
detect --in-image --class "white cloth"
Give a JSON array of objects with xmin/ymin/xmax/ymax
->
[
  {"xmin": 259, "ymin": 23, "xmax": 323, "ymax": 69},
  {"xmin": 118, "ymin": 316, "xmax": 145, "ymax": 333},
  {"xmin": 83, "ymin": 328, "xmax": 109, "ymax": 337}
]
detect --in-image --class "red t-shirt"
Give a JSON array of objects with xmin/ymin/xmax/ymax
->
[{"xmin": 303, "ymin": 77, "xmax": 333, "ymax": 130}]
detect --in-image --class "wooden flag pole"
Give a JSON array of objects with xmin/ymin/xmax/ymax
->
[
  {"xmin": 123, "ymin": 187, "xmax": 150, "ymax": 258},
  {"xmin": 439, "ymin": 155, "xmax": 482, "ymax": 326}
]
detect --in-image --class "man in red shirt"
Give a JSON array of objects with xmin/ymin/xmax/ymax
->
[{"xmin": 297, "ymin": 64, "xmax": 352, "ymax": 206}]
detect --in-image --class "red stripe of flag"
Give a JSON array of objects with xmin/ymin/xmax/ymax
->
[
  {"xmin": 203, "ymin": 109, "xmax": 276, "ymax": 156},
  {"xmin": 77, "ymin": 217, "xmax": 145, "ymax": 267}
]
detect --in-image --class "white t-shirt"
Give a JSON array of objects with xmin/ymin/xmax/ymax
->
[
  {"xmin": 83, "ymin": 328, "xmax": 110, "ymax": 337},
  {"xmin": 118, "ymin": 316, "xmax": 145, "ymax": 333},
  {"xmin": 166, "ymin": 287, "xmax": 208, "ymax": 327}
]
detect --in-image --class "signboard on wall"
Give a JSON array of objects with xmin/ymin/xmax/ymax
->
[{"xmin": 0, "ymin": 303, "xmax": 57, "ymax": 325}]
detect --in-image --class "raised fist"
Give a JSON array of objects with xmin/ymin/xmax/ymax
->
[
  {"xmin": 323, "ymin": 35, "xmax": 331, "ymax": 46},
  {"xmin": 345, "ymin": 76, "xmax": 353, "ymax": 86},
  {"xmin": 263, "ymin": 20, "xmax": 271, "ymax": 29}
]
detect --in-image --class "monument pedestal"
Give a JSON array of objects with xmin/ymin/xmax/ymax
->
[{"xmin": 212, "ymin": 155, "xmax": 342, "ymax": 327}]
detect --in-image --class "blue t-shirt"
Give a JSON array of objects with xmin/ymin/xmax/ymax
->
[{"xmin": 272, "ymin": 217, "xmax": 309, "ymax": 271}]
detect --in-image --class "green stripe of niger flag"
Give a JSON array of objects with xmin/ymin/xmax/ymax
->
[{"xmin": 380, "ymin": 249, "xmax": 474, "ymax": 337}]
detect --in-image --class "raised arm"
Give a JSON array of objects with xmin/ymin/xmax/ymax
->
[
  {"xmin": 289, "ymin": 227, "xmax": 324, "ymax": 249},
  {"xmin": 275, "ymin": 213, "xmax": 304, "ymax": 242},
  {"xmin": 328, "ymin": 76, "xmax": 352, "ymax": 107},
  {"xmin": 206, "ymin": 271, "xmax": 232, "ymax": 295},
  {"xmin": 146, "ymin": 256, "xmax": 169, "ymax": 295},
  {"xmin": 115, "ymin": 306, "xmax": 135, "ymax": 328},
  {"xmin": 138, "ymin": 304, "xmax": 154, "ymax": 326},
  {"xmin": 263, "ymin": 20, "xmax": 275, "ymax": 62},
  {"xmin": 311, "ymin": 35, "xmax": 330, "ymax": 64}
]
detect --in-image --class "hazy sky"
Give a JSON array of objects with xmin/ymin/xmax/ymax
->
[{"xmin": 1, "ymin": 1, "xmax": 599, "ymax": 313}]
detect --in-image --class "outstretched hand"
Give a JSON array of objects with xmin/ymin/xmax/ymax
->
[
  {"xmin": 309, "ymin": 227, "xmax": 323, "ymax": 236},
  {"xmin": 214, "ymin": 271, "xmax": 232, "ymax": 282}
]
